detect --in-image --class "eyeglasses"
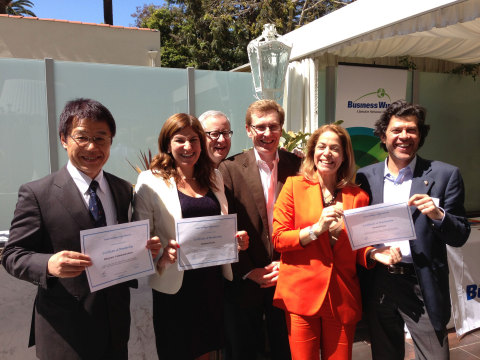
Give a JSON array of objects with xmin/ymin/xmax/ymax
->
[
  {"xmin": 205, "ymin": 131, "xmax": 233, "ymax": 140},
  {"xmin": 70, "ymin": 134, "xmax": 111, "ymax": 146},
  {"xmin": 250, "ymin": 124, "xmax": 282, "ymax": 134}
]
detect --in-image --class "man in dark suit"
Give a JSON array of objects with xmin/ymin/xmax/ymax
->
[
  {"xmin": 356, "ymin": 100, "xmax": 470, "ymax": 360},
  {"xmin": 219, "ymin": 99, "xmax": 301, "ymax": 360},
  {"xmin": 1, "ymin": 98, "xmax": 160, "ymax": 360}
]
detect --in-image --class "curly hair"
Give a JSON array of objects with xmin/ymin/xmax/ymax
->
[
  {"xmin": 374, "ymin": 100, "xmax": 430, "ymax": 151},
  {"xmin": 300, "ymin": 124, "xmax": 356, "ymax": 188},
  {"xmin": 150, "ymin": 113, "xmax": 217, "ymax": 190}
]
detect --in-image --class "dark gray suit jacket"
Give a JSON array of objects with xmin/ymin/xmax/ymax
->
[
  {"xmin": 356, "ymin": 156, "xmax": 470, "ymax": 330},
  {"xmin": 219, "ymin": 149, "xmax": 301, "ymax": 306},
  {"xmin": 1, "ymin": 166, "xmax": 134, "ymax": 360}
]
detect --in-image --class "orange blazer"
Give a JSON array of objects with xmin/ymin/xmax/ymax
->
[{"xmin": 272, "ymin": 175, "xmax": 372, "ymax": 324}]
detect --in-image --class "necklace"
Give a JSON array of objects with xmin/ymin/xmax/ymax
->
[
  {"xmin": 322, "ymin": 189, "xmax": 338, "ymax": 207},
  {"xmin": 181, "ymin": 176, "xmax": 196, "ymax": 181}
]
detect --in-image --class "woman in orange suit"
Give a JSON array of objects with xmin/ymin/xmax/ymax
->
[{"xmin": 272, "ymin": 124, "xmax": 400, "ymax": 360}]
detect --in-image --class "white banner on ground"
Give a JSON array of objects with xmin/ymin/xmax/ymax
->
[{"xmin": 447, "ymin": 218, "xmax": 480, "ymax": 337}]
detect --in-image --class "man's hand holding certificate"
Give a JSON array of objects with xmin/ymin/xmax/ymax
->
[
  {"xmin": 80, "ymin": 219, "xmax": 156, "ymax": 292},
  {"xmin": 176, "ymin": 214, "xmax": 238, "ymax": 270},
  {"xmin": 343, "ymin": 202, "xmax": 416, "ymax": 250}
]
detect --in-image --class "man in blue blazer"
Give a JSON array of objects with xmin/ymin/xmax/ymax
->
[
  {"xmin": 356, "ymin": 100, "xmax": 470, "ymax": 360},
  {"xmin": 2, "ymin": 99, "xmax": 160, "ymax": 360}
]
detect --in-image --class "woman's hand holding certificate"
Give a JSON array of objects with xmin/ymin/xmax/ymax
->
[{"xmin": 175, "ymin": 214, "xmax": 239, "ymax": 271}]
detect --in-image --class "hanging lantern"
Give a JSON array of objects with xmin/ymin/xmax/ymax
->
[{"xmin": 247, "ymin": 24, "xmax": 292, "ymax": 102}]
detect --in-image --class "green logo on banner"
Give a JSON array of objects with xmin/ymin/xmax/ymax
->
[
  {"xmin": 347, "ymin": 127, "xmax": 387, "ymax": 168},
  {"xmin": 354, "ymin": 88, "xmax": 392, "ymax": 102}
]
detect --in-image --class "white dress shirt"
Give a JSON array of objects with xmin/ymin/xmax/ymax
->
[
  {"xmin": 67, "ymin": 161, "xmax": 117, "ymax": 226},
  {"xmin": 382, "ymin": 156, "xmax": 417, "ymax": 263},
  {"xmin": 254, "ymin": 148, "xmax": 279, "ymax": 239}
]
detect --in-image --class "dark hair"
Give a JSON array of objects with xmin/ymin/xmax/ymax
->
[
  {"xmin": 301, "ymin": 124, "xmax": 356, "ymax": 188},
  {"xmin": 150, "ymin": 113, "xmax": 217, "ymax": 190},
  {"xmin": 374, "ymin": 100, "xmax": 430, "ymax": 151},
  {"xmin": 245, "ymin": 99, "xmax": 285, "ymax": 127},
  {"xmin": 58, "ymin": 98, "xmax": 116, "ymax": 140}
]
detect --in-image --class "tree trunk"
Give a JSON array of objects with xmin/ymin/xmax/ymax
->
[{"xmin": 103, "ymin": 0, "xmax": 113, "ymax": 25}]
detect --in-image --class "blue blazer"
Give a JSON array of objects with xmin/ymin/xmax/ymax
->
[{"xmin": 356, "ymin": 156, "xmax": 470, "ymax": 330}]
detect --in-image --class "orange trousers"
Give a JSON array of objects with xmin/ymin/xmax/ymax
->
[{"xmin": 285, "ymin": 301, "xmax": 356, "ymax": 360}]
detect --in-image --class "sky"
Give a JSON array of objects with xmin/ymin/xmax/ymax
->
[{"xmin": 31, "ymin": 0, "xmax": 165, "ymax": 28}]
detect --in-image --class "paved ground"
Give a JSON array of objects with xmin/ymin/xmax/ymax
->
[
  {"xmin": 0, "ymin": 262, "xmax": 157, "ymax": 360},
  {"xmin": 353, "ymin": 326, "xmax": 480, "ymax": 360},
  {"xmin": 0, "ymin": 262, "xmax": 37, "ymax": 359},
  {"xmin": 2, "ymin": 259, "xmax": 480, "ymax": 360}
]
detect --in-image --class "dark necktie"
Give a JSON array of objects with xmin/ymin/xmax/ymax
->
[{"xmin": 88, "ymin": 180, "xmax": 107, "ymax": 227}]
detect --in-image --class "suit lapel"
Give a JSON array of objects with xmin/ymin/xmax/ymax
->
[
  {"xmin": 370, "ymin": 162, "xmax": 385, "ymax": 205},
  {"xmin": 410, "ymin": 156, "xmax": 434, "ymax": 220},
  {"xmin": 105, "ymin": 172, "xmax": 131, "ymax": 224},
  {"xmin": 410, "ymin": 157, "xmax": 434, "ymax": 196},
  {"xmin": 212, "ymin": 171, "xmax": 228, "ymax": 215},
  {"xmin": 243, "ymin": 150, "xmax": 269, "ymax": 228},
  {"xmin": 341, "ymin": 187, "xmax": 353, "ymax": 211},
  {"xmin": 52, "ymin": 167, "xmax": 93, "ymax": 229},
  {"xmin": 276, "ymin": 151, "xmax": 294, "ymax": 197}
]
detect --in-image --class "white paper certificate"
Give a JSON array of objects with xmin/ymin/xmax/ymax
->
[
  {"xmin": 80, "ymin": 219, "xmax": 155, "ymax": 292},
  {"xmin": 176, "ymin": 214, "xmax": 238, "ymax": 271},
  {"xmin": 343, "ymin": 202, "xmax": 416, "ymax": 250}
]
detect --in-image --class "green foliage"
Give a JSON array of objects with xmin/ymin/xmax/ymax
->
[
  {"xmin": 4, "ymin": 0, "xmax": 36, "ymax": 17},
  {"xmin": 281, "ymin": 129, "xmax": 310, "ymax": 152},
  {"xmin": 280, "ymin": 120, "xmax": 345, "ymax": 152},
  {"xmin": 132, "ymin": 0, "xmax": 355, "ymax": 70},
  {"xmin": 398, "ymin": 56, "xmax": 479, "ymax": 81},
  {"xmin": 451, "ymin": 63, "xmax": 479, "ymax": 81},
  {"xmin": 398, "ymin": 55, "xmax": 417, "ymax": 70}
]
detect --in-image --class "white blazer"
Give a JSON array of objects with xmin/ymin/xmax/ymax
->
[{"xmin": 133, "ymin": 169, "xmax": 232, "ymax": 294}]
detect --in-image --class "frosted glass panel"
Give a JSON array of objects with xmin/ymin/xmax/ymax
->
[
  {"xmin": 417, "ymin": 72, "xmax": 480, "ymax": 213},
  {"xmin": 194, "ymin": 69, "xmax": 255, "ymax": 156},
  {"xmin": 0, "ymin": 59, "xmax": 49, "ymax": 230},
  {"xmin": 53, "ymin": 62, "xmax": 189, "ymax": 183}
]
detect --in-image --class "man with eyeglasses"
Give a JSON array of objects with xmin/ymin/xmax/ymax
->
[
  {"xmin": 219, "ymin": 99, "xmax": 300, "ymax": 360},
  {"xmin": 199, "ymin": 110, "xmax": 233, "ymax": 168},
  {"xmin": 2, "ymin": 98, "xmax": 161, "ymax": 360}
]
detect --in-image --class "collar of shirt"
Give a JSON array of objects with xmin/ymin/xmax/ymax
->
[
  {"xmin": 66, "ymin": 161, "xmax": 119, "ymax": 225},
  {"xmin": 384, "ymin": 156, "xmax": 417, "ymax": 185},
  {"xmin": 67, "ymin": 161, "xmax": 106, "ymax": 197},
  {"xmin": 253, "ymin": 148, "xmax": 279, "ymax": 172}
]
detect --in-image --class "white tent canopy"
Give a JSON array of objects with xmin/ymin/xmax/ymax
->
[
  {"xmin": 280, "ymin": 0, "xmax": 480, "ymax": 133},
  {"xmin": 281, "ymin": 0, "xmax": 480, "ymax": 66}
]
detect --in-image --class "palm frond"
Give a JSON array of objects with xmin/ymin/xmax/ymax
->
[{"xmin": 127, "ymin": 149, "xmax": 153, "ymax": 174}]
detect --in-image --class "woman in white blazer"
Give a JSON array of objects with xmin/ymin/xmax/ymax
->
[{"xmin": 133, "ymin": 113, "xmax": 248, "ymax": 360}]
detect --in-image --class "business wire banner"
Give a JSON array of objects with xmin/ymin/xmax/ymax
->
[
  {"xmin": 335, "ymin": 65, "xmax": 408, "ymax": 129},
  {"xmin": 335, "ymin": 64, "xmax": 408, "ymax": 168},
  {"xmin": 447, "ymin": 218, "xmax": 480, "ymax": 336}
]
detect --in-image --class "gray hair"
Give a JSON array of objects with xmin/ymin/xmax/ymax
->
[{"xmin": 198, "ymin": 110, "xmax": 231, "ymax": 128}]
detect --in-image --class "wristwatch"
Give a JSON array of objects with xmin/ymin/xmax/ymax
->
[{"xmin": 308, "ymin": 225, "xmax": 317, "ymax": 241}]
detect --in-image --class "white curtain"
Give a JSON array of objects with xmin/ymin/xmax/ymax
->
[{"xmin": 283, "ymin": 58, "xmax": 318, "ymax": 134}]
